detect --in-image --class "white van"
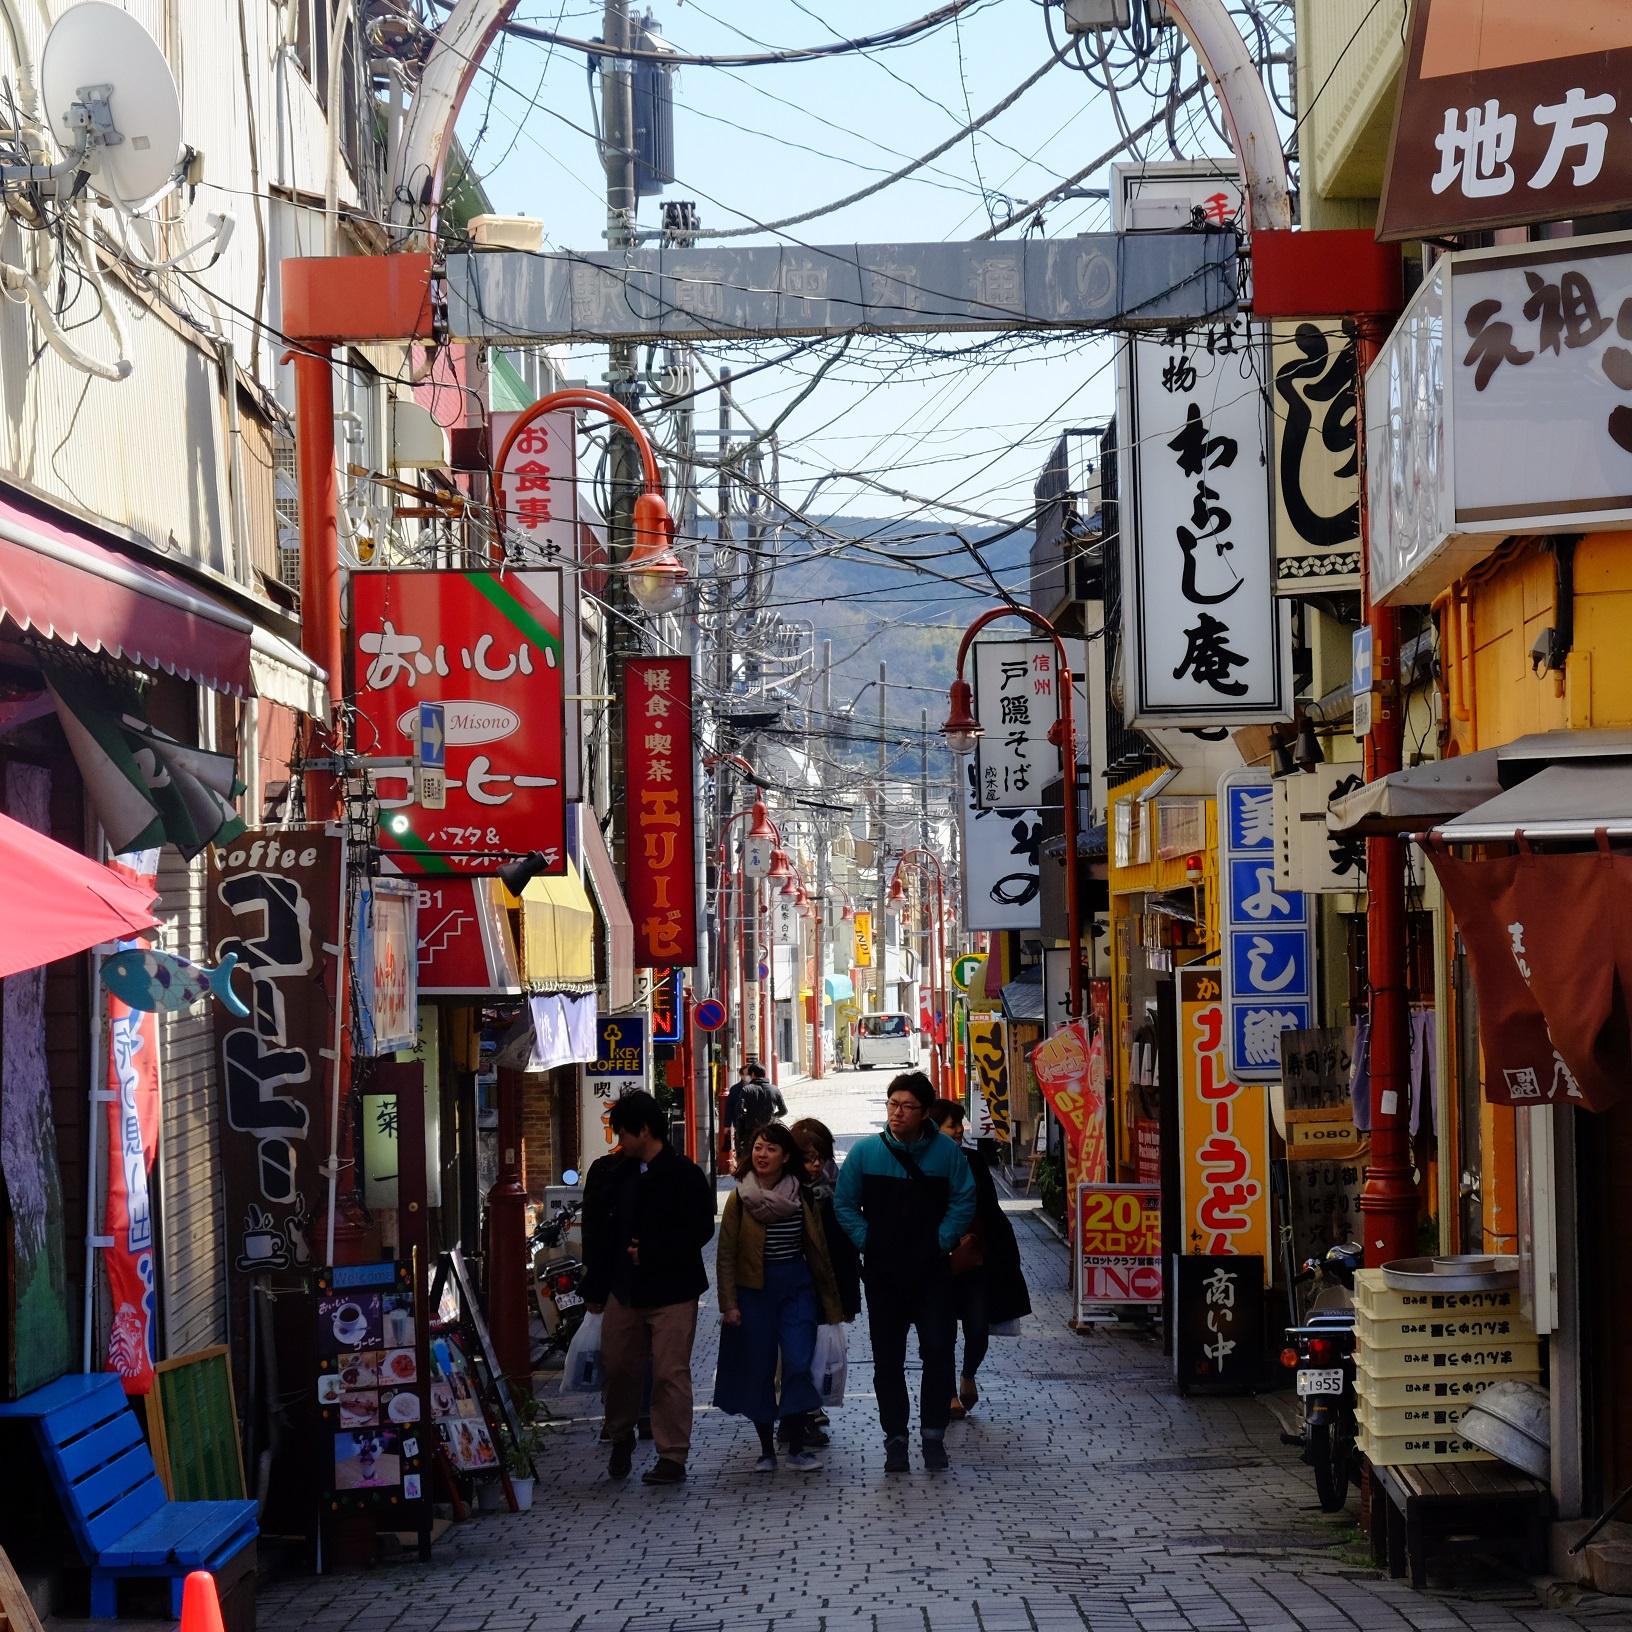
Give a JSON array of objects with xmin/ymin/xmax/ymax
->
[{"xmin": 854, "ymin": 1012, "xmax": 920, "ymax": 1070}]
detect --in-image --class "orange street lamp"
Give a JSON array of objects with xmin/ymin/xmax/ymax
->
[{"xmin": 944, "ymin": 605, "xmax": 1083, "ymax": 1024}]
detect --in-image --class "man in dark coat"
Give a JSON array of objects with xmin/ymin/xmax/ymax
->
[
  {"xmin": 582, "ymin": 1090, "xmax": 715, "ymax": 1485},
  {"xmin": 929, "ymin": 1098, "xmax": 1031, "ymax": 1419}
]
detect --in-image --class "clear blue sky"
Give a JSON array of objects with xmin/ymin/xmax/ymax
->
[{"xmin": 456, "ymin": 0, "xmax": 1243, "ymax": 541}]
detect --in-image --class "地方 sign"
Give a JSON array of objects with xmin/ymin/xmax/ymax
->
[
  {"xmin": 1123, "ymin": 314, "xmax": 1291, "ymax": 726},
  {"xmin": 852, "ymin": 911, "xmax": 873, "ymax": 968},
  {"xmin": 1379, "ymin": 0, "xmax": 1632, "ymax": 242},
  {"xmin": 1176, "ymin": 964, "xmax": 1271, "ymax": 1275},
  {"xmin": 352, "ymin": 569, "xmax": 566, "ymax": 875},
  {"xmin": 209, "ymin": 830, "xmax": 341, "ymax": 1285},
  {"xmin": 1076, "ymin": 1183, "xmax": 1162, "ymax": 1319},
  {"xmin": 1271, "ymin": 320, "xmax": 1360, "ymax": 594},
  {"xmin": 443, "ymin": 234, "xmax": 1238, "ymax": 344},
  {"xmin": 1219, "ymin": 768, "xmax": 1313, "ymax": 1081},
  {"xmin": 972, "ymin": 638, "xmax": 1058, "ymax": 809},
  {"xmin": 624, "ymin": 658, "xmax": 697, "ymax": 968},
  {"xmin": 957, "ymin": 758, "xmax": 1042, "ymax": 932}
]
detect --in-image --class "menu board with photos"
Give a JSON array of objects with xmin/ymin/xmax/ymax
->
[
  {"xmin": 315, "ymin": 1261, "xmax": 430, "ymax": 1511},
  {"xmin": 430, "ymin": 1333, "xmax": 501, "ymax": 1473}
]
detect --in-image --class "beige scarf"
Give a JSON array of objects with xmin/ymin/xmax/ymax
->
[{"xmin": 737, "ymin": 1170, "xmax": 802, "ymax": 1225}]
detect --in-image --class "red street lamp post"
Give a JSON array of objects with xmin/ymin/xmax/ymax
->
[
  {"xmin": 943, "ymin": 606, "xmax": 1084, "ymax": 1025},
  {"xmin": 889, "ymin": 850, "xmax": 950, "ymax": 1090}
]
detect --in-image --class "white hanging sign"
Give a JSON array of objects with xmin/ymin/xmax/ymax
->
[
  {"xmin": 956, "ymin": 758, "xmax": 1042, "ymax": 933},
  {"xmin": 972, "ymin": 638, "xmax": 1059, "ymax": 810}
]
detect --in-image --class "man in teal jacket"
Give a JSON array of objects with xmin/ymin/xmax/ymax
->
[{"xmin": 835, "ymin": 1070, "xmax": 976, "ymax": 1474}]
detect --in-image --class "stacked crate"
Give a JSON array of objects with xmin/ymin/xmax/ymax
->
[{"xmin": 1352, "ymin": 1269, "xmax": 1542, "ymax": 1467}]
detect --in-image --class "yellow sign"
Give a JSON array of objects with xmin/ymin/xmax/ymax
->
[
  {"xmin": 968, "ymin": 1017, "xmax": 1011, "ymax": 1146},
  {"xmin": 853, "ymin": 911, "xmax": 873, "ymax": 968},
  {"xmin": 951, "ymin": 953, "xmax": 984, "ymax": 992},
  {"xmin": 1177, "ymin": 965, "xmax": 1271, "ymax": 1275}
]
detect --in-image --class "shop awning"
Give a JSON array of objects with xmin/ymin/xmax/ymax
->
[
  {"xmin": 578, "ymin": 808, "xmax": 635, "ymax": 1010},
  {"xmin": 1001, "ymin": 968, "xmax": 1046, "ymax": 1023},
  {"xmin": 250, "ymin": 626, "xmax": 327, "ymax": 716},
  {"xmin": 1434, "ymin": 760, "xmax": 1632, "ymax": 843},
  {"xmin": 1328, "ymin": 750, "xmax": 1501, "ymax": 837},
  {"xmin": 0, "ymin": 490, "xmax": 254, "ymax": 696},
  {"xmin": 824, "ymin": 973, "xmax": 854, "ymax": 1002},
  {"xmin": 518, "ymin": 860, "xmax": 596, "ymax": 995}
]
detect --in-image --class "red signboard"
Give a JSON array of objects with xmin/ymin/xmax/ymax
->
[
  {"xmin": 352, "ymin": 569, "xmax": 566, "ymax": 875},
  {"xmin": 414, "ymin": 877, "xmax": 521, "ymax": 995},
  {"xmin": 623, "ymin": 657, "xmax": 697, "ymax": 967}
]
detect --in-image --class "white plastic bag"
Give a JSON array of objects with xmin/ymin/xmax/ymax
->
[
  {"xmin": 812, "ymin": 1322, "xmax": 848, "ymax": 1408},
  {"xmin": 558, "ymin": 1311, "xmax": 604, "ymax": 1395}
]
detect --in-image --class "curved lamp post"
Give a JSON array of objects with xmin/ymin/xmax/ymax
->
[
  {"xmin": 492, "ymin": 386, "xmax": 687, "ymax": 612},
  {"xmin": 943, "ymin": 604, "xmax": 1084, "ymax": 1025}
]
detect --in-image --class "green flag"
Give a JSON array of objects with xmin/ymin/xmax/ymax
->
[{"xmin": 48, "ymin": 669, "xmax": 246, "ymax": 860}]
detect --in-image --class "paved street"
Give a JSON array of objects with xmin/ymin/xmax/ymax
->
[{"xmin": 261, "ymin": 1071, "xmax": 1622, "ymax": 1632}]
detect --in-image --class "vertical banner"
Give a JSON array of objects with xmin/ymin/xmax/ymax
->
[
  {"xmin": 1219, "ymin": 768, "xmax": 1314, "ymax": 1081},
  {"xmin": 967, "ymin": 1017, "xmax": 1011, "ymax": 1146},
  {"xmin": 624, "ymin": 657, "xmax": 697, "ymax": 967},
  {"xmin": 352, "ymin": 878, "xmax": 419, "ymax": 1056},
  {"xmin": 209, "ymin": 830, "xmax": 342, "ymax": 1285},
  {"xmin": 852, "ymin": 912, "xmax": 873, "ymax": 968},
  {"xmin": 103, "ymin": 850, "xmax": 162, "ymax": 1394},
  {"xmin": 1032, "ymin": 1022, "xmax": 1109, "ymax": 1210},
  {"xmin": 1177, "ymin": 965, "xmax": 1271, "ymax": 1274},
  {"xmin": 352, "ymin": 568, "xmax": 567, "ymax": 875},
  {"xmin": 579, "ymin": 1015, "xmax": 649, "ymax": 1167},
  {"xmin": 972, "ymin": 638, "xmax": 1058, "ymax": 809}
]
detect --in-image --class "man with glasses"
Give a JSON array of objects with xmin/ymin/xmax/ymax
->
[{"xmin": 834, "ymin": 1071, "xmax": 976, "ymax": 1473}]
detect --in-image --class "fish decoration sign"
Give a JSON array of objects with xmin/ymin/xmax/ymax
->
[{"xmin": 100, "ymin": 948, "xmax": 250, "ymax": 1018}]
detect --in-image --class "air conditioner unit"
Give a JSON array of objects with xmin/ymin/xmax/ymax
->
[
  {"xmin": 468, "ymin": 213, "xmax": 543, "ymax": 252},
  {"xmin": 391, "ymin": 398, "xmax": 448, "ymax": 470}
]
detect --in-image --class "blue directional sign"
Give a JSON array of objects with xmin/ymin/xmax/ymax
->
[
  {"xmin": 1218, "ymin": 769, "xmax": 1314, "ymax": 1082},
  {"xmin": 415, "ymin": 702, "xmax": 447, "ymax": 811}
]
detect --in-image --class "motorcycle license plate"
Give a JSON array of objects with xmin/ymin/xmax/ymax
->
[
  {"xmin": 1297, "ymin": 1368, "xmax": 1344, "ymax": 1397},
  {"xmin": 556, "ymin": 1291, "xmax": 584, "ymax": 1311}
]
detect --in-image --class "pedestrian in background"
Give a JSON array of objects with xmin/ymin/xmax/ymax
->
[
  {"xmin": 727, "ymin": 1062, "xmax": 785, "ymax": 1163},
  {"xmin": 714, "ymin": 1122, "xmax": 845, "ymax": 1473},
  {"xmin": 834, "ymin": 1071, "xmax": 975, "ymax": 1474},
  {"xmin": 581, "ymin": 1090, "xmax": 715, "ymax": 1486},
  {"xmin": 929, "ymin": 1097, "xmax": 1031, "ymax": 1419}
]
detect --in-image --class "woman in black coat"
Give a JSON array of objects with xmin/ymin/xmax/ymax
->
[{"xmin": 930, "ymin": 1099, "xmax": 1031, "ymax": 1418}]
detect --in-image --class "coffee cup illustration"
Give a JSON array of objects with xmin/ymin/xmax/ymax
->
[{"xmin": 332, "ymin": 1302, "xmax": 368, "ymax": 1345}]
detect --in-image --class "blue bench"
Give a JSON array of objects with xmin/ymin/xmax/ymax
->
[{"xmin": 0, "ymin": 1374, "xmax": 256, "ymax": 1618}]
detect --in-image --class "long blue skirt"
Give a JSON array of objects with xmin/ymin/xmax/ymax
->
[{"xmin": 712, "ymin": 1257, "xmax": 821, "ymax": 1423}]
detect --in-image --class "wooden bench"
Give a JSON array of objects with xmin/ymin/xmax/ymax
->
[
  {"xmin": 1367, "ymin": 1459, "xmax": 1550, "ymax": 1588},
  {"xmin": 0, "ymin": 1375, "xmax": 256, "ymax": 1619}
]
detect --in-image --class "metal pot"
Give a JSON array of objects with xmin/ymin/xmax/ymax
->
[{"xmin": 1458, "ymin": 1380, "xmax": 1550, "ymax": 1480}]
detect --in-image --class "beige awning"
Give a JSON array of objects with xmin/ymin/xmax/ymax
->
[
  {"xmin": 250, "ymin": 625, "xmax": 328, "ymax": 716},
  {"xmin": 1327, "ymin": 750, "xmax": 1501, "ymax": 837},
  {"xmin": 517, "ymin": 861, "xmax": 596, "ymax": 994},
  {"xmin": 1434, "ymin": 761, "xmax": 1632, "ymax": 843},
  {"xmin": 579, "ymin": 809, "xmax": 635, "ymax": 1010}
]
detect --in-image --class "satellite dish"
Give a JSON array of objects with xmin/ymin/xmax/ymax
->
[{"xmin": 40, "ymin": 2, "xmax": 182, "ymax": 205}]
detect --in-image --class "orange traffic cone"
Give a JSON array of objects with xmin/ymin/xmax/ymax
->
[{"xmin": 179, "ymin": 1571, "xmax": 224, "ymax": 1632}]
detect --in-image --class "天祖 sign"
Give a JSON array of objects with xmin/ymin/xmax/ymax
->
[
  {"xmin": 352, "ymin": 569, "xmax": 566, "ymax": 875},
  {"xmin": 1379, "ymin": 0, "xmax": 1632, "ymax": 242},
  {"xmin": 623, "ymin": 658, "xmax": 697, "ymax": 968}
]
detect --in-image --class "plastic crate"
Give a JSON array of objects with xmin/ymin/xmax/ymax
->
[
  {"xmin": 1357, "ymin": 1425, "xmax": 1495, "ymax": 1467},
  {"xmin": 1354, "ymin": 1309, "xmax": 1536, "ymax": 1351},
  {"xmin": 1353, "ymin": 1269, "xmax": 1521, "ymax": 1321},
  {"xmin": 1358, "ymin": 1398, "xmax": 1483, "ymax": 1436},
  {"xmin": 1354, "ymin": 1362, "xmax": 1542, "ymax": 1409},
  {"xmin": 1353, "ymin": 1335, "xmax": 1543, "ymax": 1379}
]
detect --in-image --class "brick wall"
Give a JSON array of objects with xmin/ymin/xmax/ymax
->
[{"xmin": 519, "ymin": 1073, "xmax": 560, "ymax": 1199}]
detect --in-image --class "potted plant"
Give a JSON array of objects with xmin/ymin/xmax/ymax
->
[{"xmin": 505, "ymin": 1436, "xmax": 538, "ymax": 1510}]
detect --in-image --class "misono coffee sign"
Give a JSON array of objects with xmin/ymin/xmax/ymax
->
[
  {"xmin": 352, "ymin": 569, "xmax": 567, "ymax": 875},
  {"xmin": 1380, "ymin": 0, "xmax": 1632, "ymax": 241}
]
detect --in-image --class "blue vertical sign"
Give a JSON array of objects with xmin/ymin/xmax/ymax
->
[{"xmin": 1218, "ymin": 768, "xmax": 1314, "ymax": 1082}]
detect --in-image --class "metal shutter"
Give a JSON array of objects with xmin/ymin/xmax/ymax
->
[{"xmin": 156, "ymin": 847, "xmax": 227, "ymax": 1355}]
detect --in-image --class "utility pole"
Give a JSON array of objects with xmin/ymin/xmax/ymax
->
[
  {"xmin": 815, "ymin": 641, "xmax": 833, "ymax": 1080},
  {"xmin": 875, "ymin": 660, "xmax": 887, "ymax": 1013}
]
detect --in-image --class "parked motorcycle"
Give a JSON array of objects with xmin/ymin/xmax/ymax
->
[
  {"xmin": 530, "ymin": 1193, "xmax": 587, "ymax": 1363},
  {"xmin": 1279, "ymin": 1239, "xmax": 1362, "ymax": 1512}
]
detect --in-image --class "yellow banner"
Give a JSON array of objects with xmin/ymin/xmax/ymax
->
[
  {"xmin": 968, "ymin": 1017, "xmax": 1011, "ymax": 1145},
  {"xmin": 853, "ymin": 911, "xmax": 873, "ymax": 968},
  {"xmin": 1177, "ymin": 965, "xmax": 1271, "ymax": 1274}
]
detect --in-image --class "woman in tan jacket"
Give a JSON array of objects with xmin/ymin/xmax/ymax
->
[{"xmin": 713, "ymin": 1122, "xmax": 844, "ymax": 1473}]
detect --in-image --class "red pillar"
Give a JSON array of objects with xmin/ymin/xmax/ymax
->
[{"xmin": 1356, "ymin": 314, "xmax": 1419, "ymax": 1267}]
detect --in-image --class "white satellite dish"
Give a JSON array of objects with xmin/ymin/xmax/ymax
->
[{"xmin": 39, "ymin": 2, "xmax": 182, "ymax": 205}]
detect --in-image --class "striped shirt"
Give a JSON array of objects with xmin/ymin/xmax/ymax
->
[{"xmin": 762, "ymin": 1215, "xmax": 805, "ymax": 1264}]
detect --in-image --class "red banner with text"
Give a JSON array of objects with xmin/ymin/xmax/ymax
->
[
  {"xmin": 103, "ymin": 851, "xmax": 162, "ymax": 1394},
  {"xmin": 623, "ymin": 658, "xmax": 697, "ymax": 967}
]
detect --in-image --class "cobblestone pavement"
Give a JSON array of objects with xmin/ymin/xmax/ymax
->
[{"xmin": 260, "ymin": 1070, "xmax": 1624, "ymax": 1632}]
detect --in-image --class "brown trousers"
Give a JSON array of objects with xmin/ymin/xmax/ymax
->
[{"xmin": 602, "ymin": 1294, "xmax": 699, "ymax": 1464}]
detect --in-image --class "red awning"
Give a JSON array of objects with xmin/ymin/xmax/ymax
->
[
  {"xmin": 0, "ymin": 490, "xmax": 254, "ymax": 696},
  {"xmin": 0, "ymin": 811, "xmax": 159, "ymax": 977}
]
